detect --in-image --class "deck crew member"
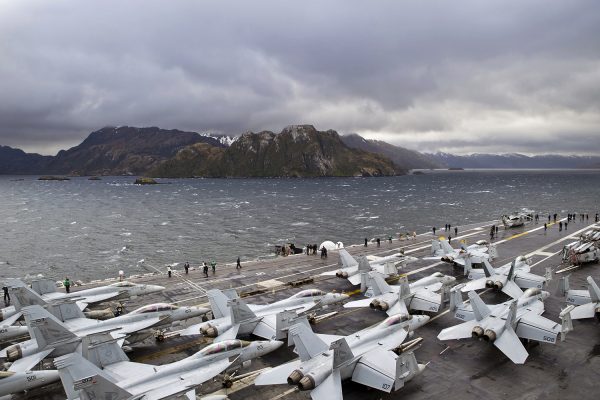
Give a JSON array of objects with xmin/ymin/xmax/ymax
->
[{"xmin": 63, "ymin": 277, "xmax": 71, "ymax": 293}]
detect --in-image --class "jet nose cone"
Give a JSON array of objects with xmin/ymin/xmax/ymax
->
[
  {"xmin": 187, "ymin": 306, "xmax": 210, "ymax": 318},
  {"xmin": 415, "ymin": 315, "xmax": 430, "ymax": 326},
  {"xmin": 149, "ymin": 284, "xmax": 166, "ymax": 293},
  {"xmin": 255, "ymin": 340, "xmax": 283, "ymax": 355}
]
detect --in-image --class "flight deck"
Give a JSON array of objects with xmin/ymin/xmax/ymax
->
[{"xmin": 9, "ymin": 218, "xmax": 600, "ymax": 400}]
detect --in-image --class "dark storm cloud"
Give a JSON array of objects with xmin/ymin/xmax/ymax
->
[{"xmin": 0, "ymin": 0, "xmax": 599, "ymax": 155}]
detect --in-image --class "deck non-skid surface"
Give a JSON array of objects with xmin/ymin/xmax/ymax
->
[{"xmin": 11, "ymin": 218, "xmax": 600, "ymax": 400}]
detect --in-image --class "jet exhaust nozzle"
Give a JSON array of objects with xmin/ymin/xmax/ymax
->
[
  {"xmin": 287, "ymin": 370, "xmax": 304, "ymax": 385},
  {"xmin": 471, "ymin": 326, "xmax": 484, "ymax": 339},
  {"xmin": 377, "ymin": 301, "xmax": 389, "ymax": 311},
  {"xmin": 298, "ymin": 376, "xmax": 316, "ymax": 391},
  {"xmin": 485, "ymin": 280, "xmax": 494, "ymax": 288},
  {"xmin": 483, "ymin": 329, "xmax": 497, "ymax": 342},
  {"xmin": 493, "ymin": 281, "xmax": 503, "ymax": 290},
  {"xmin": 369, "ymin": 299, "xmax": 380, "ymax": 309},
  {"xmin": 5, "ymin": 345, "xmax": 22, "ymax": 362}
]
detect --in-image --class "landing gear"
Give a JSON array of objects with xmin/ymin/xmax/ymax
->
[{"xmin": 222, "ymin": 374, "xmax": 233, "ymax": 388}]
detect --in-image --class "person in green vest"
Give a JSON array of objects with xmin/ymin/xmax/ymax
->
[
  {"xmin": 63, "ymin": 277, "xmax": 71, "ymax": 293},
  {"xmin": 210, "ymin": 260, "xmax": 216, "ymax": 274}
]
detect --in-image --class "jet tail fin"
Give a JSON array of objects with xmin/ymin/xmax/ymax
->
[
  {"xmin": 207, "ymin": 289, "xmax": 232, "ymax": 319},
  {"xmin": 467, "ymin": 291, "xmax": 491, "ymax": 321},
  {"xmin": 11, "ymin": 286, "xmax": 48, "ymax": 311},
  {"xmin": 339, "ymin": 249, "xmax": 358, "ymax": 269},
  {"xmin": 448, "ymin": 284, "xmax": 465, "ymax": 313},
  {"xmin": 431, "ymin": 239, "xmax": 441, "ymax": 256},
  {"xmin": 358, "ymin": 256, "xmax": 371, "ymax": 272},
  {"xmin": 397, "ymin": 276, "xmax": 411, "ymax": 299},
  {"xmin": 504, "ymin": 301, "xmax": 517, "ymax": 329},
  {"xmin": 506, "ymin": 260, "xmax": 516, "ymax": 280},
  {"xmin": 559, "ymin": 305, "xmax": 575, "ymax": 342},
  {"xmin": 587, "ymin": 276, "xmax": 600, "ymax": 302},
  {"xmin": 330, "ymin": 338, "xmax": 354, "ymax": 369},
  {"xmin": 368, "ymin": 272, "xmax": 392, "ymax": 296},
  {"xmin": 82, "ymin": 333, "xmax": 129, "ymax": 368},
  {"xmin": 23, "ymin": 305, "xmax": 78, "ymax": 349},
  {"xmin": 274, "ymin": 310, "xmax": 300, "ymax": 340},
  {"xmin": 46, "ymin": 301, "xmax": 86, "ymax": 322},
  {"xmin": 440, "ymin": 240, "xmax": 454, "ymax": 255},
  {"xmin": 228, "ymin": 298, "xmax": 257, "ymax": 324},
  {"xmin": 557, "ymin": 275, "xmax": 569, "ymax": 297},
  {"xmin": 488, "ymin": 244, "xmax": 498, "ymax": 260},
  {"xmin": 482, "ymin": 260, "xmax": 495, "ymax": 278},
  {"xmin": 54, "ymin": 353, "xmax": 132, "ymax": 400},
  {"xmin": 288, "ymin": 323, "xmax": 328, "ymax": 361},
  {"xmin": 30, "ymin": 279, "xmax": 58, "ymax": 295}
]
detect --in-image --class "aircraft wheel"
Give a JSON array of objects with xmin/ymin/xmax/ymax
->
[
  {"xmin": 223, "ymin": 378, "xmax": 233, "ymax": 388},
  {"xmin": 156, "ymin": 333, "xmax": 165, "ymax": 342}
]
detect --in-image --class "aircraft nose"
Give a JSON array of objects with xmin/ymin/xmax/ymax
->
[
  {"xmin": 254, "ymin": 340, "xmax": 283, "ymax": 355},
  {"xmin": 147, "ymin": 284, "xmax": 165, "ymax": 293},
  {"xmin": 187, "ymin": 306, "xmax": 210, "ymax": 318},
  {"xmin": 416, "ymin": 315, "xmax": 430, "ymax": 326}
]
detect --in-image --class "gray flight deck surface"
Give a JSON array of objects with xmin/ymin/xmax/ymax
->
[{"xmin": 13, "ymin": 219, "xmax": 600, "ymax": 400}]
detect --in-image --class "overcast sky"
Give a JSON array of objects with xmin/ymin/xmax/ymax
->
[{"xmin": 1, "ymin": 0, "xmax": 599, "ymax": 155}]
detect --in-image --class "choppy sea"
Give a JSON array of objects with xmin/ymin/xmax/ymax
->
[{"xmin": 1, "ymin": 170, "xmax": 598, "ymax": 281}]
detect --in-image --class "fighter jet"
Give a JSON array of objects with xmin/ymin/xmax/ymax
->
[
  {"xmin": 343, "ymin": 271, "xmax": 455, "ymax": 315},
  {"xmin": 438, "ymin": 288, "xmax": 572, "ymax": 364},
  {"xmin": 502, "ymin": 212, "xmax": 533, "ymax": 228},
  {"xmin": 255, "ymin": 313, "xmax": 429, "ymax": 400},
  {"xmin": 54, "ymin": 333, "xmax": 282, "ymax": 400},
  {"xmin": 0, "ymin": 278, "xmax": 164, "ymax": 325},
  {"xmin": 321, "ymin": 249, "xmax": 417, "ymax": 285},
  {"xmin": 562, "ymin": 241, "xmax": 600, "ymax": 264},
  {"xmin": 1, "ymin": 290, "xmax": 209, "ymax": 364},
  {"xmin": 559, "ymin": 275, "xmax": 600, "ymax": 320},
  {"xmin": 180, "ymin": 288, "xmax": 347, "ymax": 341},
  {"xmin": 424, "ymin": 239, "xmax": 494, "ymax": 270},
  {"xmin": 461, "ymin": 257, "xmax": 547, "ymax": 299}
]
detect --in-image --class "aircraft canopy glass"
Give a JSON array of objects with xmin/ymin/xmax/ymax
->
[
  {"xmin": 131, "ymin": 303, "xmax": 178, "ymax": 314},
  {"xmin": 383, "ymin": 313, "xmax": 411, "ymax": 326},
  {"xmin": 292, "ymin": 289, "xmax": 326, "ymax": 298},
  {"xmin": 199, "ymin": 339, "xmax": 249, "ymax": 356}
]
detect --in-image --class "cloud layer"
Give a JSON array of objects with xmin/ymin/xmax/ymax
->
[{"xmin": 1, "ymin": 0, "xmax": 599, "ymax": 155}]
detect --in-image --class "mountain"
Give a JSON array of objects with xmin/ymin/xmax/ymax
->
[
  {"xmin": 427, "ymin": 152, "xmax": 600, "ymax": 169},
  {"xmin": 0, "ymin": 145, "xmax": 52, "ymax": 174},
  {"xmin": 45, "ymin": 126, "xmax": 225, "ymax": 175},
  {"xmin": 341, "ymin": 133, "xmax": 441, "ymax": 170},
  {"xmin": 150, "ymin": 125, "xmax": 401, "ymax": 177}
]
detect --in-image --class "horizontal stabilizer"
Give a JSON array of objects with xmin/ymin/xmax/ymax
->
[
  {"xmin": 494, "ymin": 327, "xmax": 528, "ymax": 364},
  {"xmin": 437, "ymin": 319, "xmax": 479, "ymax": 341}
]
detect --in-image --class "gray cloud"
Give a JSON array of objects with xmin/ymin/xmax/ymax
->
[{"xmin": 0, "ymin": 0, "xmax": 598, "ymax": 155}]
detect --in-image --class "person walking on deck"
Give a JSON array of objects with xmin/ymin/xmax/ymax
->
[
  {"xmin": 3, "ymin": 285, "xmax": 10, "ymax": 305},
  {"xmin": 167, "ymin": 266, "xmax": 172, "ymax": 278},
  {"xmin": 210, "ymin": 260, "xmax": 216, "ymax": 274},
  {"xmin": 203, "ymin": 262, "xmax": 209, "ymax": 277},
  {"xmin": 63, "ymin": 277, "xmax": 71, "ymax": 293},
  {"xmin": 236, "ymin": 257, "xmax": 242, "ymax": 269}
]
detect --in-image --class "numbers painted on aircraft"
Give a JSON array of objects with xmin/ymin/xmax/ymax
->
[
  {"xmin": 256, "ymin": 344, "xmax": 264, "ymax": 350},
  {"xmin": 543, "ymin": 336, "xmax": 555, "ymax": 343},
  {"xmin": 382, "ymin": 383, "xmax": 391, "ymax": 390},
  {"xmin": 456, "ymin": 313, "xmax": 465, "ymax": 319},
  {"xmin": 185, "ymin": 309, "xmax": 191, "ymax": 313},
  {"xmin": 0, "ymin": 329, "xmax": 7, "ymax": 333},
  {"xmin": 26, "ymin": 375, "xmax": 37, "ymax": 382}
]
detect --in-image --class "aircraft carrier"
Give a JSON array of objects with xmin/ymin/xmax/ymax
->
[{"xmin": 9, "ymin": 217, "xmax": 600, "ymax": 400}]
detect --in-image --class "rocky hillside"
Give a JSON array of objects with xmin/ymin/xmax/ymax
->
[
  {"xmin": 341, "ymin": 133, "xmax": 441, "ymax": 170},
  {"xmin": 150, "ymin": 125, "xmax": 401, "ymax": 177},
  {"xmin": 0, "ymin": 145, "xmax": 52, "ymax": 174},
  {"xmin": 427, "ymin": 152, "xmax": 600, "ymax": 169},
  {"xmin": 45, "ymin": 126, "xmax": 225, "ymax": 175}
]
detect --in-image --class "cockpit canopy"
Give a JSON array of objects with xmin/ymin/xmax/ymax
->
[
  {"xmin": 432, "ymin": 272, "xmax": 444, "ymax": 278},
  {"xmin": 383, "ymin": 313, "xmax": 412, "ymax": 326},
  {"xmin": 131, "ymin": 303, "xmax": 179, "ymax": 314},
  {"xmin": 291, "ymin": 289, "xmax": 326, "ymax": 298},
  {"xmin": 199, "ymin": 339, "xmax": 250, "ymax": 356},
  {"xmin": 110, "ymin": 281, "xmax": 137, "ymax": 288},
  {"xmin": 523, "ymin": 288, "xmax": 542, "ymax": 298}
]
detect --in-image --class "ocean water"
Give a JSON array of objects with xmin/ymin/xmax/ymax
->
[{"xmin": 0, "ymin": 170, "xmax": 598, "ymax": 281}]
